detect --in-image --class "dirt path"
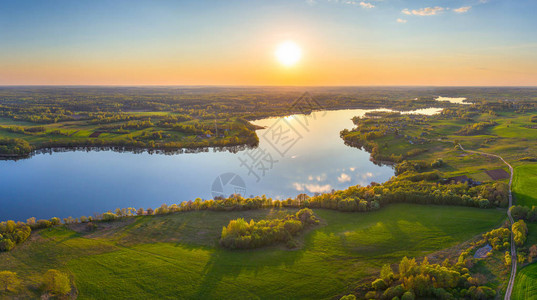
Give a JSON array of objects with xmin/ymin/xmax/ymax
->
[{"xmin": 458, "ymin": 144, "xmax": 516, "ymax": 300}]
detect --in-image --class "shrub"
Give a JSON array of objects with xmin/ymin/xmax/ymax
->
[
  {"xmin": 42, "ymin": 269, "xmax": 71, "ymax": 296},
  {"xmin": 401, "ymin": 291, "xmax": 415, "ymax": 300},
  {"xmin": 382, "ymin": 285, "xmax": 405, "ymax": 300},
  {"xmin": 101, "ymin": 212, "xmax": 117, "ymax": 222},
  {"xmin": 372, "ymin": 278, "xmax": 388, "ymax": 290}
]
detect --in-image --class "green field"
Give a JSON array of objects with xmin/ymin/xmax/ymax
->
[
  {"xmin": 0, "ymin": 204, "xmax": 505, "ymax": 299},
  {"xmin": 513, "ymin": 164, "xmax": 537, "ymax": 207},
  {"xmin": 512, "ymin": 263, "xmax": 537, "ymax": 300}
]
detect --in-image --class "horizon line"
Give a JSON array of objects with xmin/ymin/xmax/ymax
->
[{"xmin": 2, "ymin": 84, "xmax": 537, "ymax": 88}]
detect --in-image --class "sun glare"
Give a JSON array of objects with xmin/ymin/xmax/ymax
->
[{"xmin": 275, "ymin": 41, "xmax": 302, "ymax": 67}]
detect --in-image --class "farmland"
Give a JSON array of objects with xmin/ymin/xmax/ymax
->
[{"xmin": 0, "ymin": 204, "xmax": 505, "ymax": 299}]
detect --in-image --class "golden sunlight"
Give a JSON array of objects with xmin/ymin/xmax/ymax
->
[{"xmin": 275, "ymin": 41, "xmax": 302, "ymax": 67}]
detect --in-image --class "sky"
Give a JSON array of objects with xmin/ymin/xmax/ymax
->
[{"xmin": 1, "ymin": 0, "xmax": 537, "ymax": 86}]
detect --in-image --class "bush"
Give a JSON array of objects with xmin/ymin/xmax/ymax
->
[
  {"xmin": 468, "ymin": 286, "xmax": 496, "ymax": 299},
  {"xmin": 286, "ymin": 239, "xmax": 298, "ymax": 249},
  {"xmin": 372, "ymin": 278, "xmax": 388, "ymax": 290},
  {"xmin": 382, "ymin": 285, "xmax": 405, "ymax": 300},
  {"xmin": 42, "ymin": 269, "xmax": 71, "ymax": 296},
  {"xmin": 431, "ymin": 158, "xmax": 444, "ymax": 168},
  {"xmin": 101, "ymin": 212, "xmax": 117, "ymax": 222},
  {"xmin": 401, "ymin": 291, "xmax": 415, "ymax": 300}
]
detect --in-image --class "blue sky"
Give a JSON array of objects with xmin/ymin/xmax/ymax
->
[{"xmin": 1, "ymin": 0, "xmax": 536, "ymax": 85}]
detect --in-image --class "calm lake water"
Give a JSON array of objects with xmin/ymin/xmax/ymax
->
[
  {"xmin": 0, "ymin": 108, "xmax": 439, "ymax": 221},
  {"xmin": 435, "ymin": 96, "xmax": 471, "ymax": 105}
]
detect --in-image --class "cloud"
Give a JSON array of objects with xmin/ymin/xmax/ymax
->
[
  {"xmin": 402, "ymin": 6, "xmax": 445, "ymax": 16},
  {"xmin": 359, "ymin": 2, "xmax": 374, "ymax": 9},
  {"xmin": 338, "ymin": 173, "xmax": 351, "ymax": 183},
  {"xmin": 453, "ymin": 6, "xmax": 471, "ymax": 13},
  {"xmin": 397, "ymin": 18, "xmax": 407, "ymax": 23},
  {"xmin": 293, "ymin": 182, "xmax": 305, "ymax": 191},
  {"xmin": 305, "ymin": 184, "xmax": 332, "ymax": 193},
  {"xmin": 360, "ymin": 172, "xmax": 374, "ymax": 180},
  {"xmin": 316, "ymin": 174, "xmax": 327, "ymax": 182},
  {"xmin": 293, "ymin": 183, "xmax": 332, "ymax": 193},
  {"xmin": 310, "ymin": 0, "xmax": 376, "ymax": 8},
  {"xmin": 349, "ymin": 167, "xmax": 355, "ymax": 171}
]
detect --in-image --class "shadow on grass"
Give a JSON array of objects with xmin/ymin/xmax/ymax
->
[
  {"xmin": 191, "ymin": 243, "xmax": 306, "ymax": 298},
  {"xmin": 513, "ymin": 191, "xmax": 537, "ymax": 207}
]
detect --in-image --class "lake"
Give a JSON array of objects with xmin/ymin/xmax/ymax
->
[
  {"xmin": 435, "ymin": 96, "xmax": 471, "ymax": 105},
  {"xmin": 0, "ymin": 108, "xmax": 439, "ymax": 221}
]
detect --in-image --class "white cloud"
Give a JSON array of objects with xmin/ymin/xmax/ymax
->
[
  {"xmin": 309, "ymin": 0, "xmax": 376, "ymax": 8},
  {"xmin": 338, "ymin": 173, "xmax": 351, "ymax": 183},
  {"xmin": 397, "ymin": 18, "xmax": 407, "ymax": 23},
  {"xmin": 293, "ymin": 182, "xmax": 305, "ymax": 191},
  {"xmin": 293, "ymin": 183, "xmax": 332, "ymax": 193},
  {"xmin": 316, "ymin": 174, "xmax": 327, "ymax": 182},
  {"xmin": 360, "ymin": 172, "xmax": 374, "ymax": 180},
  {"xmin": 308, "ymin": 175, "xmax": 313, "ymax": 181},
  {"xmin": 453, "ymin": 6, "xmax": 471, "ymax": 13},
  {"xmin": 349, "ymin": 167, "xmax": 355, "ymax": 171},
  {"xmin": 359, "ymin": 2, "xmax": 374, "ymax": 9},
  {"xmin": 305, "ymin": 184, "xmax": 332, "ymax": 193},
  {"xmin": 402, "ymin": 6, "xmax": 445, "ymax": 16}
]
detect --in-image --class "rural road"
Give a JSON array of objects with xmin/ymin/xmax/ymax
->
[{"xmin": 458, "ymin": 144, "xmax": 516, "ymax": 300}]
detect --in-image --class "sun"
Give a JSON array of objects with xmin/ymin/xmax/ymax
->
[{"xmin": 275, "ymin": 41, "xmax": 302, "ymax": 67}]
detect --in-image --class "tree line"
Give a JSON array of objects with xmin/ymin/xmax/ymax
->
[{"xmin": 0, "ymin": 269, "xmax": 73, "ymax": 297}]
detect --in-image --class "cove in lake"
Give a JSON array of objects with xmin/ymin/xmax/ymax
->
[{"xmin": 0, "ymin": 108, "xmax": 440, "ymax": 221}]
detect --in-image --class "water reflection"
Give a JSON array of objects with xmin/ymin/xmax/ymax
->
[{"xmin": 0, "ymin": 108, "xmax": 440, "ymax": 221}]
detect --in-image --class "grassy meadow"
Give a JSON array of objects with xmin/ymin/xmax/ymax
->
[
  {"xmin": 0, "ymin": 204, "xmax": 505, "ymax": 299},
  {"xmin": 512, "ymin": 263, "xmax": 537, "ymax": 300},
  {"xmin": 513, "ymin": 164, "xmax": 537, "ymax": 207}
]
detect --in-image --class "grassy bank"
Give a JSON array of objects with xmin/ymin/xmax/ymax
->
[{"xmin": 0, "ymin": 204, "xmax": 505, "ymax": 299}]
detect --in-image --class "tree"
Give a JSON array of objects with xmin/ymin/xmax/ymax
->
[
  {"xmin": 0, "ymin": 271, "xmax": 20, "ymax": 293},
  {"xmin": 504, "ymin": 251, "xmax": 512, "ymax": 267},
  {"xmin": 399, "ymin": 256, "xmax": 416, "ymax": 277},
  {"xmin": 42, "ymin": 269, "xmax": 71, "ymax": 296},
  {"xmin": 513, "ymin": 220, "xmax": 528, "ymax": 247},
  {"xmin": 380, "ymin": 264, "xmax": 394, "ymax": 282}
]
